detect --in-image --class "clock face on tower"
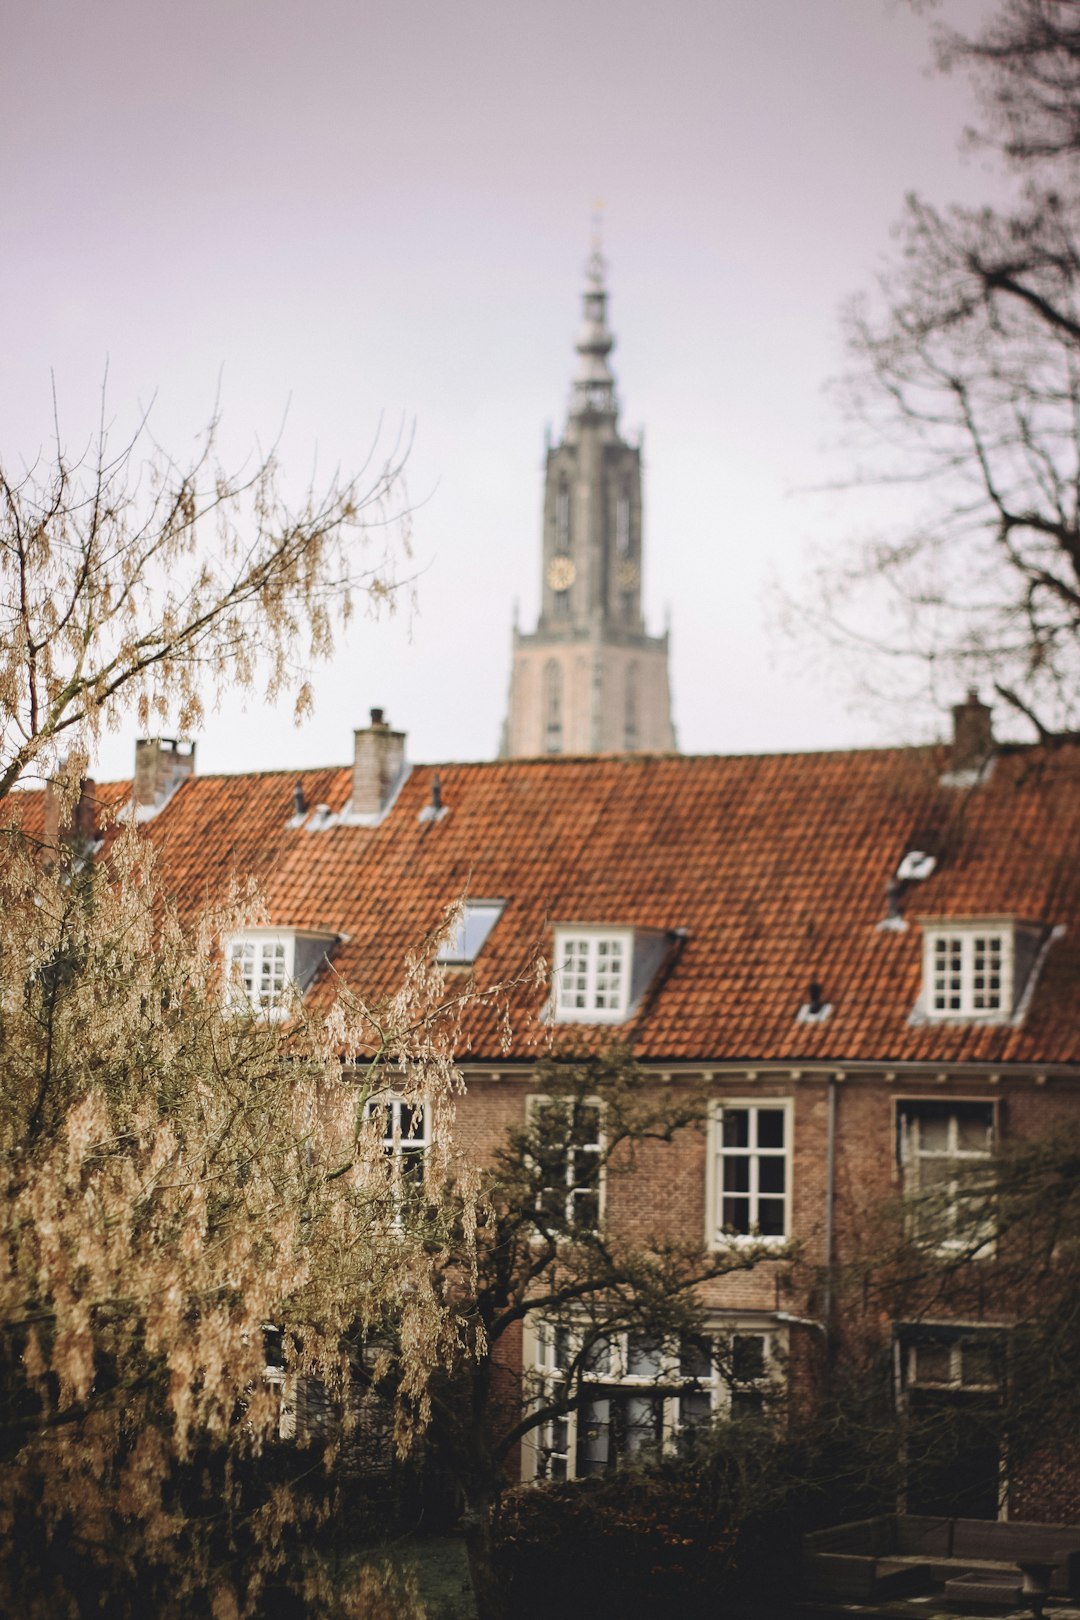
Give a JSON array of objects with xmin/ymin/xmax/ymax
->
[
  {"xmin": 547, "ymin": 556, "xmax": 577, "ymax": 591},
  {"xmin": 615, "ymin": 560, "xmax": 640, "ymax": 590}
]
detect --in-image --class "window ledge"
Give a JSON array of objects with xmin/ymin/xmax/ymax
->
[{"xmin": 709, "ymin": 1232, "xmax": 789, "ymax": 1252}]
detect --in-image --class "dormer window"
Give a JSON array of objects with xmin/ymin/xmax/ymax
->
[
  {"xmin": 918, "ymin": 917, "xmax": 1052, "ymax": 1024},
  {"xmin": 922, "ymin": 922, "xmax": 1013, "ymax": 1021},
  {"xmin": 229, "ymin": 934, "xmax": 291, "ymax": 1015},
  {"xmin": 225, "ymin": 929, "xmax": 335, "ymax": 1018},
  {"xmin": 553, "ymin": 929, "xmax": 632, "ymax": 1023},
  {"xmin": 437, "ymin": 900, "xmax": 504, "ymax": 965}
]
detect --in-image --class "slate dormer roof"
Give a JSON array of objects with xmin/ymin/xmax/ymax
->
[{"xmin": 7, "ymin": 744, "xmax": 1080, "ymax": 1068}]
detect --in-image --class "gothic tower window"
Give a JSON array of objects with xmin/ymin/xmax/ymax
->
[
  {"xmin": 625, "ymin": 663, "xmax": 639, "ymax": 750},
  {"xmin": 544, "ymin": 660, "xmax": 564, "ymax": 754},
  {"xmin": 555, "ymin": 483, "xmax": 571, "ymax": 554},
  {"xmin": 615, "ymin": 492, "xmax": 631, "ymax": 557}
]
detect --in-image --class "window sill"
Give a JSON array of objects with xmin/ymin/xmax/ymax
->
[{"xmin": 709, "ymin": 1232, "xmax": 789, "ymax": 1252}]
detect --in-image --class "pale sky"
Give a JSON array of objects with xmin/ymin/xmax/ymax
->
[{"xmin": 2, "ymin": 0, "xmax": 1007, "ymax": 781}]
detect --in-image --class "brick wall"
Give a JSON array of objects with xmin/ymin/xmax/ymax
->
[{"xmin": 453, "ymin": 1063, "xmax": 1080, "ymax": 1507}]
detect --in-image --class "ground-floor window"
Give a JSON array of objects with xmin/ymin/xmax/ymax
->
[
  {"xmin": 525, "ymin": 1320, "xmax": 784, "ymax": 1482},
  {"xmin": 896, "ymin": 1323, "xmax": 1005, "ymax": 1520}
]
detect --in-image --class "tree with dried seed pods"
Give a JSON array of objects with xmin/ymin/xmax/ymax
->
[
  {"xmin": 0, "ymin": 393, "xmax": 413, "ymax": 804},
  {"xmin": 0, "ymin": 398, "xmax": 494, "ymax": 1616}
]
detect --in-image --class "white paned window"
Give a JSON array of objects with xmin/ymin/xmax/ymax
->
[
  {"xmin": 898, "ymin": 1100, "xmax": 995, "ymax": 1249},
  {"xmin": 365, "ymin": 1095, "xmax": 429, "ymax": 1228},
  {"xmin": 531, "ymin": 1097, "xmax": 604, "ymax": 1232},
  {"xmin": 923, "ymin": 926, "xmax": 1013, "ymax": 1019},
  {"xmin": 227, "ymin": 933, "xmax": 294, "ymax": 1017},
  {"xmin": 526, "ymin": 1323, "xmax": 782, "ymax": 1482},
  {"xmin": 710, "ymin": 1103, "xmax": 791, "ymax": 1246},
  {"xmin": 437, "ymin": 900, "xmax": 504, "ymax": 964},
  {"xmin": 553, "ymin": 929, "xmax": 632, "ymax": 1023},
  {"xmin": 367, "ymin": 1095, "xmax": 429, "ymax": 1182}
]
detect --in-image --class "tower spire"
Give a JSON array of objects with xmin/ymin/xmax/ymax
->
[
  {"xmin": 569, "ymin": 210, "xmax": 618, "ymax": 422},
  {"xmin": 501, "ymin": 229, "xmax": 676, "ymax": 758}
]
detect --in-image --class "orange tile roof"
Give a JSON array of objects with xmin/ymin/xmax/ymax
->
[{"xmin": 8, "ymin": 745, "xmax": 1080, "ymax": 1067}]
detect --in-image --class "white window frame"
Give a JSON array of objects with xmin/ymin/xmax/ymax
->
[
  {"xmin": 365, "ymin": 1093, "xmax": 429, "ymax": 1175},
  {"xmin": 921, "ymin": 923, "xmax": 1015, "ymax": 1021},
  {"xmin": 522, "ymin": 1320, "xmax": 784, "ymax": 1482},
  {"xmin": 897, "ymin": 1099, "xmax": 996, "ymax": 1252},
  {"xmin": 527, "ymin": 1094, "xmax": 605, "ymax": 1233},
  {"xmin": 707, "ymin": 1100, "xmax": 793, "ymax": 1250},
  {"xmin": 552, "ymin": 927, "xmax": 634, "ymax": 1024},
  {"xmin": 226, "ymin": 930, "xmax": 296, "ymax": 1019},
  {"xmin": 364, "ymin": 1092, "xmax": 430, "ymax": 1228}
]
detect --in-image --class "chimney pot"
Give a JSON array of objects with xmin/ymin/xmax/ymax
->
[{"xmin": 370, "ymin": 707, "xmax": 385, "ymax": 727}]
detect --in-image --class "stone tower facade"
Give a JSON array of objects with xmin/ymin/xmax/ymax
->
[{"xmin": 501, "ymin": 248, "xmax": 676, "ymax": 757}]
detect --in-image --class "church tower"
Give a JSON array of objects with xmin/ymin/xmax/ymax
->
[{"xmin": 501, "ymin": 244, "xmax": 676, "ymax": 757}]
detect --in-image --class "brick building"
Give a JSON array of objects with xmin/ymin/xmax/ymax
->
[{"xmin": 13, "ymin": 698, "xmax": 1080, "ymax": 1517}]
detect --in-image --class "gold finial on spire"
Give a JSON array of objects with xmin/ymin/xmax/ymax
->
[{"xmin": 590, "ymin": 198, "xmax": 605, "ymax": 252}]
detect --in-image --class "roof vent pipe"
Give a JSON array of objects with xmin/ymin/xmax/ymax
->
[{"xmin": 884, "ymin": 878, "xmax": 905, "ymax": 923}]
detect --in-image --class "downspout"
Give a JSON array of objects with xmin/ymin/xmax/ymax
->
[{"xmin": 823, "ymin": 1077, "xmax": 838, "ymax": 1336}]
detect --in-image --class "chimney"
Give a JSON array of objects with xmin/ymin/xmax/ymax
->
[
  {"xmin": 43, "ymin": 776, "xmax": 98, "ymax": 854},
  {"xmin": 134, "ymin": 738, "xmax": 196, "ymax": 810},
  {"xmin": 950, "ymin": 690, "xmax": 994, "ymax": 776},
  {"xmin": 352, "ymin": 708, "xmax": 406, "ymax": 817}
]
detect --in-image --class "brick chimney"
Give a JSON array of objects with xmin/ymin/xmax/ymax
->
[
  {"xmin": 133, "ymin": 738, "xmax": 196, "ymax": 810},
  {"xmin": 43, "ymin": 776, "xmax": 98, "ymax": 853},
  {"xmin": 950, "ymin": 690, "xmax": 994, "ymax": 775},
  {"xmin": 352, "ymin": 708, "xmax": 406, "ymax": 817}
]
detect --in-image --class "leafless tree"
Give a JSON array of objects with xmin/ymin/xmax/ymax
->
[{"xmin": 810, "ymin": 1, "xmax": 1080, "ymax": 741}]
